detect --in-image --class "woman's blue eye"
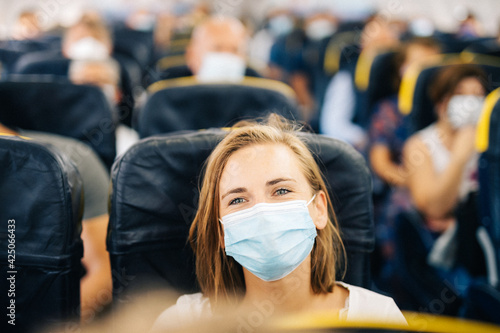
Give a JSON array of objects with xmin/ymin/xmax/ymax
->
[
  {"xmin": 229, "ymin": 197, "xmax": 245, "ymax": 205},
  {"xmin": 276, "ymin": 188, "xmax": 289, "ymax": 195}
]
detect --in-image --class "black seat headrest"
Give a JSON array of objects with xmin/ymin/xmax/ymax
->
[
  {"xmin": 0, "ymin": 135, "xmax": 83, "ymax": 332},
  {"xmin": 137, "ymin": 78, "xmax": 301, "ymax": 138},
  {"xmin": 108, "ymin": 129, "xmax": 374, "ymax": 300}
]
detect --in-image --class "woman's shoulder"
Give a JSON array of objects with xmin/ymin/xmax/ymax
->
[
  {"xmin": 337, "ymin": 282, "xmax": 407, "ymax": 325},
  {"xmin": 151, "ymin": 293, "xmax": 211, "ymax": 332}
]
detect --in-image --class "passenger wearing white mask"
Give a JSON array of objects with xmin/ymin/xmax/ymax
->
[
  {"xmin": 156, "ymin": 16, "xmax": 260, "ymax": 83},
  {"xmin": 304, "ymin": 12, "xmax": 337, "ymax": 42},
  {"xmin": 248, "ymin": 9, "xmax": 296, "ymax": 74},
  {"xmin": 62, "ymin": 15, "xmax": 113, "ymax": 61},
  {"xmin": 68, "ymin": 59, "xmax": 139, "ymax": 156},
  {"xmin": 400, "ymin": 65, "xmax": 488, "ymax": 306},
  {"xmin": 404, "ymin": 64, "xmax": 488, "ymax": 232}
]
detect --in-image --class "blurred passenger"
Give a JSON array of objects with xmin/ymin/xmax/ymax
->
[
  {"xmin": 457, "ymin": 12, "xmax": 484, "ymax": 39},
  {"xmin": 68, "ymin": 59, "xmax": 139, "ymax": 155},
  {"xmin": 267, "ymin": 10, "xmax": 337, "ymax": 124},
  {"xmin": 152, "ymin": 114, "xmax": 406, "ymax": 331},
  {"xmin": 62, "ymin": 15, "xmax": 113, "ymax": 61},
  {"xmin": 367, "ymin": 37, "xmax": 441, "ymax": 292},
  {"xmin": 398, "ymin": 64, "xmax": 488, "ymax": 313},
  {"xmin": 11, "ymin": 10, "xmax": 43, "ymax": 40},
  {"xmin": 320, "ymin": 14, "xmax": 401, "ymax": 151},
  {"xmin": 0, "ymin": 122, "xmax": 112, "ymax": 323},
  {"xmin": 248, "ymin": 7, "xmax": 296, "ymax": 74},
  {"xmin": 157, "ymin": 16, "xmax": 259, "ymax": 82},
  {"xmin": 126, "ymin": 9, "xmax": 157, "ymax": 32}
]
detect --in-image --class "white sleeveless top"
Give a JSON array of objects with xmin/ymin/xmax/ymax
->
[
  {"xmin": 150, "ymin": 282, "xmax": 407, "ymax": 332},
  {"xmin": 418, "ymin": 124, "xmax": 478, "ymax": 200}
]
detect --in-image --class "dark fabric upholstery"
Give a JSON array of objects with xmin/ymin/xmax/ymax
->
[
  {"xmin": 478, "ymin": 93, "xmax": 500, "ymax": 286},
  {"xmin": 0, "ymin": 80, "xmax": 116, "ymax": 168},
  {"xmin": 137, "ymin": 79, "xmax": 301, "ymax": 138},
  {"xmin": 0, "ymin": 135, "xmax": 83, "ymax": 332},
  {"xmin": 353, "ymin": 51, "xmax": 398, "ymax": 129},
  {"xmin": 13, "ymin": 51, "xmax": 136, "ymax": 127},
  {"xmin": 146, "ymin": 65, "xmax": 261, "ymax": 86},
  {"xmin": 108, "ymin": 129, "xmax": 374, "ymax": 302}
]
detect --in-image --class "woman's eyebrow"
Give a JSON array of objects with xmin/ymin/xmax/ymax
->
[
  {"xmin": 221, "ymin": 187, "xmax": 247, "ymax": 200},
  {"xmin": 266, "ymin": 178, "xmax": 295, "ymax": 186}
]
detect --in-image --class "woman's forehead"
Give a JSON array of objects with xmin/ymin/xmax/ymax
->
[{"xmin": 219, "ymin": 143, "xmax": 306, "ymax": 188}]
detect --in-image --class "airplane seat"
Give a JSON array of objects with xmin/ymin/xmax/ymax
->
[
  {"xmin": 0, "ymin": 79, "xmax": 116, "ymax": 168},
  {"xmin": 0, "ymin": 134, "xmax": 83, "ymax": 332},
  {"xmin": 137, "ymin": 77, "xmax": 302, "ymax": 138},
  {"xmin": 112, "ymin": 26, "xmax": 154, "ymax": 70},
  {"xmin": 353, "ymin": 50, "xmax": 399, "ymax": 130},
  {"xmin": 13, "ymin": 51, "xmax": 136, "ymax": 127},
  {"xmin": 398, "ymin": 56, "xmax": 500, "ymax": 136},
  {"xmin": 107, "ymin": 129, "xmax": 375, "ymax": 304},
  {"xmin": 463, "ymin": 39, "xmax": 500, "ymax": 58},
  {"xmin": 459, "ymin": 89, "xmax": 500, "ymax": 324}
]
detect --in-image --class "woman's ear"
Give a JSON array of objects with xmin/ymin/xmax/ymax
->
[{"xmin": 311, "ymin": 190, "xmax": 328, "ymax": 230}]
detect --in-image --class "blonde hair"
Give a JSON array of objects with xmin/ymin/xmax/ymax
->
[{"xmin": 189, "ymin": 114, "xmax": 345, "ymax": 308}]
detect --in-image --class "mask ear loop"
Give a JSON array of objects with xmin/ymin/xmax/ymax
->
[{"xmin": 306, "ymin": 193, "xmax": 317, "ymax": 206}]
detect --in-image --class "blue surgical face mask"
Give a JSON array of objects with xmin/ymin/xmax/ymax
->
[{"xmin": 219, "ymin": 194, "xmax": 317, "ymax": 281}]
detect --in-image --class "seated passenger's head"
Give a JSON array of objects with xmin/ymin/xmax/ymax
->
[
  {"xmin": 190, "ymin": 114, "xmax": 344, "ymax": 308},
  {"xmin": 69, "ymin": 59, "xmax": 121, "ymax": 106},
  {"xmin": 186, "ymin": 16, "xmax": 248, "ymax": 81},
  {"xmin": 392, "ymin": 37, "xmax": 441, "ymax": 88},
  {"xmin": 429, "ymin": 64, "xmax": 489, "ymax": 129},
  {"xmin": 398, "ymin": 37, "xmax": 441, "ymax": 74},
  {"xmin": 360, "ymin": 15, "xmax": 401, "ymax": 52},
  {"xmin": 62, "ymin": 15, "xmax": 113, "ymax": 61},
  {"xmin": 12, "ymin": 10, "xmax": 42, "ymax": 40}
]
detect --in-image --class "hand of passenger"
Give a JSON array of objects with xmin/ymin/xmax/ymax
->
[{"xmin": 451, "ymin": 125, "xmax": 476, "ymax": 164}]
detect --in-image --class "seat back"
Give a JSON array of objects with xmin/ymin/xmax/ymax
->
[
  {"xmin": 477, "ymin": 88, "xmax": 500, "ymax": 288},
  {"xmin": 398, "ymin": 55, "xmax": 500, "ymax": 134},
  {"xmin": 108, "ymin": 129, "xmax": 374, "ymax": 303},
  {"xmin": 463, "ymin": 39, "xmax": 500, "ymax": 58},
  {"xmin": 0, "ymin": 135, "xmax": 83, "ymax": 332},
  {"xmin": 0, "ymin": 79, "xmax": 116, "ymax": 168},
  {"xmin": 14, "ymin": 51, "xmax": 70, "ymax": 76},
  {"xmin": 353, "ymin": 50, "xmax": 398, "ymax": 128},
  {"xmin": 137, "ymin": 77, "xmax": 301, "ymax": 138}
]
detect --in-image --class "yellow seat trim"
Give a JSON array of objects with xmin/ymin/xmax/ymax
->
[
  {"xmin": 147, "ymin": 76, "xmax": 296, "ymax": 100},
  {"xmin": 271, "ymin": 311, "xmax": 500, "ymax": 332},
  {"xmin": 476, "ymin": 88, "xmax": 500, "ymax": 152},
  {"xmin": 323, "ymin": 31, "xmax": 360, "ymax": 75},
  {"xmin": 156, "ymin": 55, "xmax": 187, "ymax": 71},
  {"xmin": 398, "ymin": 54, "xmax": 464, "ymax": 115},
  {"xmin": 0, "ymin": 133, "xmax": 32, "ymax": 140},
  {"xmin": 354, "ymin": 49, "xmax": 372, "ymax": 91}
]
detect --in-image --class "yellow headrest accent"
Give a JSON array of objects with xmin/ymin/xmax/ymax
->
[
  {"xmin": 323, "ymin": 31, "xmax": 360, "ymax": 75},
  {"xmin": 0, "ymin": 133, "xmax": 32, "ymax": 140},
  {"xmin": 169, "ymin": 38, "xmax": 190, "ymax": 49},
  {"xmin": 354, "ymin": 49, "xmax": 373, "ymax": 91},
  {"xmin": 460, "ymin": 52, "xmax": 500, "ymax": 67},
  {"xmin": 476, "ymin": 88, "xmax": 500, "ymax": 152},
  {"xmin": 271, "ymin": 311, "xmax": 500, "ymax": 332},
  {"xmin": 398, "ymin": 60, "xmax": 422, "ymax": 115},
  {"xmin": 147, "ymin": 76, "xmax": 296, "ymax": 100},
  {"xmin": 398, "ymin": 54, "xmax": 464, "ymax": 115},
  {"xmin": 156, "ymin": 55, "xmax": 187, "ymax": 71}
]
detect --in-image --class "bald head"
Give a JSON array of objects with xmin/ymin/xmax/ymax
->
[{"xmin": 186, "ymin": 16, "xmax": 248, "ymax": 74}]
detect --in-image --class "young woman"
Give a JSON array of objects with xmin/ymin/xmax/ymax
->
[
  {"xmin": 152, "ymin": 115, "xmax": 406, "ymax": 331},
  {"xmin": 397, "ymin": 64, "xmax": 488, "ymax": 314}
]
